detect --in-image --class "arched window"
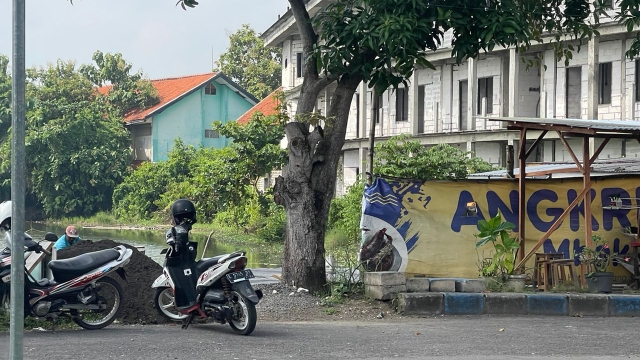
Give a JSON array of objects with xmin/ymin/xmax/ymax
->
[{"xmin": 205, "ymin": 83, "xmax": 217, "ymax": 95}]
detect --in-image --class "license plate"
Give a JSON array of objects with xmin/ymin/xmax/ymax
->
[{"xmin": 226, "ymin": 269, "xmax": 255, "ymax": 283}]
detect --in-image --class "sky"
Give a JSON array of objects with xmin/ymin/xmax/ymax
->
[{"xmin": 0, "ymin": 0, "xmax": 286, "ymax": 79}]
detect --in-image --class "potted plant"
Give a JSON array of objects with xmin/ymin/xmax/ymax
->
[
  {"xmin": 475, "ymin": 213, "xmax": 524, "ymax": 291},
  {"xmin": 575, "ymin": 235, "xmax": 615, "ymax": 293}
]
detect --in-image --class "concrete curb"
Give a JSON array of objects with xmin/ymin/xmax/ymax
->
[{"xmin": 397, "ymin": 292, "xmax": 640, "ymax": 317}]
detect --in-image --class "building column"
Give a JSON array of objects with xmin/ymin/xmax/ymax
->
[
  {"xmin": 508, "ymin": 48, "xmax": 520, "ymax": 118},
  {"xmin": 358, "ymin": 81, "xmax": 367, "ymax": 138},
  {"xmin": 409, "ymin": 71, "xmax": 419, "ymax": 135},
  {"xmin": 466, "ymin": 140, "xmax": 476, "ymax": 158},
  {"xmin": 467, "ymin": 58, "xmax": 477, "ymax": 131},
  {"xmin": 587, "ymin": 36, "xmax": 599, "ymax": 121},
  {"xmin": 543, "ymin": 50, "xmax": 557, "ymax": 119}
]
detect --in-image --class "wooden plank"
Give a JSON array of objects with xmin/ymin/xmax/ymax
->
[
  {"xmin": 518, "ymin": 129, "xmax": 527, "ymax": 262},
  {"xmin": 515, "ymin": 166, "xmax": 593, "ymax": 178},
  {"xmin": 25, "ymin": 240, "xmax": 53, "ymax": 273},
  {"xmin": 507, "ymin": 124, "xmax": 596, "ymax": 135},
  {"xmin": 524, "ymin": 130, "xmax": 548, "ymax": 159},
  {"xmin": 584, "ymin": 137, "xmax": 593, "ymax": 247},
  {"xmin": 557, "ymin": 131, "xmax": 584, "ymax": 173},
  {"xmin": 589, "ymin": 137, "xmax": 610, "ymax": 165},
  {"xmin": 516, "ymin": 184, "xmax": 591, "ymax": 269}
]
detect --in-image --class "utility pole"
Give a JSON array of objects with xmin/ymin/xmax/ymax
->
[{"xmin": 10, "ymin": 0, "xmax": 26, "ymax": 358}]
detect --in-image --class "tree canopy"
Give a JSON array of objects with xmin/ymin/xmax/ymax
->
[
  {"xmin": 0, "ymin": 52, "xmax": 159, "ymax": 217},
  {"xmin": 215, "ymin": 24, "xmax": 282, "ymax": 100},
  {"xmin": 373, "ymin": 135, "xmax": 495, "ymax": 180},
  {"xmin": 162, "ymin": 0, "xmax": 640, "ymax": 292}
]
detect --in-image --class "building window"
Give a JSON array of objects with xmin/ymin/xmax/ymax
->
[
  {"xmin": 372, "ymin": 92, "xmax": 383, "ymax": 124},
  {"xmin": 636, "ymin": 59, "xmax": 640, "ymax": 102},
  {"xmin": 477, "ymin": 77, "xmax": 493, "ymax": 114},
  {"xmin": 205, "ymin": 83, "xmax": 217, "ymax": 95},
  {"xmin": 598, "ymin": 62, "xmax": 612, "ymax": 105},
  {"xmin": 204, "ymin": 129, "xmax": 219, "ymax": 138},
  {"xmin": 296, "ymin": 53, "xmax": 303, "ymax": 78},
  {"xmin": 395, "ymin": 87, "xmax": 409, "ymax": 122}
]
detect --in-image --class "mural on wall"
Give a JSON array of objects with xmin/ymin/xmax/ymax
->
[{"xmin": 359, "ymin": 176, "xmax": 640, "ymax": 280}]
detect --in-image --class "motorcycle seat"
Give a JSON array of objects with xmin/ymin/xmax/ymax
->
[
  {"xmin": 48, "ymin": 249, "xmax": 119, "ymax": 283},
  {"xmin": 195, "ymin": 255, "xmax": 226, "ymax": 274}
]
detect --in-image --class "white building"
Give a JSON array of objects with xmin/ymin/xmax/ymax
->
[{"xmin": 261, "ymin": 0, "xmax": 640, "ymax": 194}]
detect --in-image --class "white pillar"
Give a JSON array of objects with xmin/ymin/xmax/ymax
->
[
  {"xmin": 508, "ymin": 48, "xmax": 520, "ymax": 117},
  {"xmin": 466, "ymin": 141, "xmax": 475, "ymax": 158},
  {"xmin": 543, "ymin": 50, "xmax": 557, "ymax": 118},
  {"xmin": 467, "ymin": 58, "xmax": 477, "ymax": 131},
  {"xmin": 621, "ymin": 38, "xmax": 628, "ymax": 121},
  {"xmin": 358, "ymin": 81, "xmax": 367, "ymax": 138},
  {"xmin": 587, "ymin": 36, "xmax": 599, "ymax": 121},
  {"xmin": 409, "ymin": 71, "xmax": 419, "ymax": 135}
]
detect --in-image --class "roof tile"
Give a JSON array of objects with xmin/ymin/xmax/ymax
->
[
  {"xmin": 237, "ymin": 88, "xmax": 282, "ymax": 125},
  {"xmin": 97, "ymin": 73, "xmax": 218, "ymax": 123}
]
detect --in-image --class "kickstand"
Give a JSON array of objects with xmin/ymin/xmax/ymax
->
[
  {"xmin": 49, "ymin": 317, "xmax": 57, "ymax": 333},
  {"xmin": 181, "ymin": 313, "xmax": 195, "ymax": 329}
]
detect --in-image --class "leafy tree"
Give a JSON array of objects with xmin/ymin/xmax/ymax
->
[
  {"xmin": 27, "ymin": 103, "xmax": 131, "ymax": 216},
  {"xmin": 138, "ymin": 0, "xmax": 631, "ymax": 292},
  {"xmin": 80, "ymin": 50, "xmax": 160, "ymax": 116},
  {"xmin": 0, "ymin": 55, "xmax": 10, "ymax": 140},
  {"xmin": 112, "ymin": 139, "xmax": 194, "ymax": 220},
  {"xmin": 1, "ymin": 52, "xmax": 159, "ymax": 217},
  {"xmin": 328, "ymin": 179, "xmax": 365, "ymax": 246},
  {"xmin": 373, "ymin": 135, "xmax": 494, "ymax": 180},
  {"xmin": 213, "ymin": 92, "xmax": 287, "ymax": 193},
  {"xmin": 0, "ymin": 55, "xmax": 11, "ymax": 201},
  {"xmin": 215, "ymin": 24, "xmax": 282, "ymax": 99}
]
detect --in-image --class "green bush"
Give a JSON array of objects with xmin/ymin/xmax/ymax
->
[{"xmin": 328, "ymin": 179, "xmax": 365, "ymax": 245}]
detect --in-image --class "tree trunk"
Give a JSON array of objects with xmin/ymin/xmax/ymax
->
[{"xmin": 274, "ymin": 75, "xmax": 361, "ymax": 293}]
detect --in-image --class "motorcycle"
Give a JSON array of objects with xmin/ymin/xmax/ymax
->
[
  {"xmin": 0, "ymin": 201, "xmax": 133, "ymax": 330},
  {"xmin": 151, "ymin": 224, "xmax": 262, "ymax": 335}
]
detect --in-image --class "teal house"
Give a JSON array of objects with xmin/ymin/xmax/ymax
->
[{"xmin": 117, "ymin": 72, "xmax": 258, "ymax": 163}]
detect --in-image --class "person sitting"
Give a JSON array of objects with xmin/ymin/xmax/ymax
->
[{"xmin": 55, "ymin": 225, "xmax": 81, "ymax": 251}]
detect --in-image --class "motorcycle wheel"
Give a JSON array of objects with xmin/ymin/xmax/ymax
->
[
  {"xmin": 228, "ymin": 290, "xmax": 256, "ymax": 336},
  {"xmin": 72, "ymin": 276, "xmax": 123, "ymax": 330},
  {"xmin": 154, "ymin": 287, "xmax": 188, "ymax": 321}
]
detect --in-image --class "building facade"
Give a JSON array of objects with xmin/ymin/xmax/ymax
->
[
  {"xmin": 114, "ymin": 73, "xmax": 257, "ymax": 163},
  {"xmin": 262, "ymin": 0, "xmax": 640, "ymax": 195}
]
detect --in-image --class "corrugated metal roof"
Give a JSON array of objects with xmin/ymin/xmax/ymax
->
[
  {"xmin": 469, "ymin": 159, "xmax": 640, "ymax": 179},
  {"xmin": 483, "ymin": 117, "xmax": 640, "ymax": 132}
]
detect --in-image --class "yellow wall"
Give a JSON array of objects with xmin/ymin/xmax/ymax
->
[{"xmin": 363, "ymin": 176, "xmax": 640, "ymax": 281}]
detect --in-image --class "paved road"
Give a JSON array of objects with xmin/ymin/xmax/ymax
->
[{"xmin": 0, "ymin": 316, "xmax": 638, "ymax": 359}]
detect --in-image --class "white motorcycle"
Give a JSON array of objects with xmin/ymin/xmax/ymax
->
[{"xmin": 151, "ymin": 224, "xmax": 262, "ymax": 335}]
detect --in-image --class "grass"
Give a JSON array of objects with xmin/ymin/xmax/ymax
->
[
  {"xmin": 48, "ymin": 212, "xmax": 161, "ymax": 228},
  {"xmin": 0, "ymin": 312, "xmax": 77, "ymax": 332}
]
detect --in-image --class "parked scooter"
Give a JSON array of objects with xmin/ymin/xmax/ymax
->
[
  {"xmin": 0, "ymin": 201, "xmax": 133, "ymax": 329},
  {"xmin": 151, "ymin": 199, "xmax": 262, "ymax": 335}
]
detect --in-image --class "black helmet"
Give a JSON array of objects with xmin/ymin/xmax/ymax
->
[{"xmin": 170, "ymin": 199, "xmax": 197, "ymax": 225}]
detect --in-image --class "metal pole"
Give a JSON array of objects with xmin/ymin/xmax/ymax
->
[{"xmin": 10, "ymin": 0, "xmax": 26, "ymax": 358}]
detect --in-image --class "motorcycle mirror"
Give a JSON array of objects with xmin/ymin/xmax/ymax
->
[{"xmin": 160, "ymin": 248, "xmax": 168, "ymax": 255}]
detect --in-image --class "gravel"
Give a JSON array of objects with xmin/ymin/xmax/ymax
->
[
  {"xmin": 253, "ymin": 283, "xmax": 403, "ymax": 322},
  {"xmin": 56, "ymin": 240, "xmax": 401, "ymax": 324}
]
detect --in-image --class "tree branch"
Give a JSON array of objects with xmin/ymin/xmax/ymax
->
[{"xmin": 288, "ymin": 0, "xmax": 319, "ymax": 80}]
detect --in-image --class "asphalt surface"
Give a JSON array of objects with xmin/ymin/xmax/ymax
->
[{"xmin": 1, "ymin": 316, "xmax": 638, "ymax": 359}]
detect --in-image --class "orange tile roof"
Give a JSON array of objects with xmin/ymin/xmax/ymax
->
[
  {"xmin": 237, "ymin": 88, "xmax": 282, "ymax": 125},
  {"xmin": 97, "ymin": 73, "xmax": 218, "ymax": 123}
]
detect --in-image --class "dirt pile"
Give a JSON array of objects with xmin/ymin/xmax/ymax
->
[{"xmin": 57, "ymin": 239, "xmax": 166, "ymax": 325}]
